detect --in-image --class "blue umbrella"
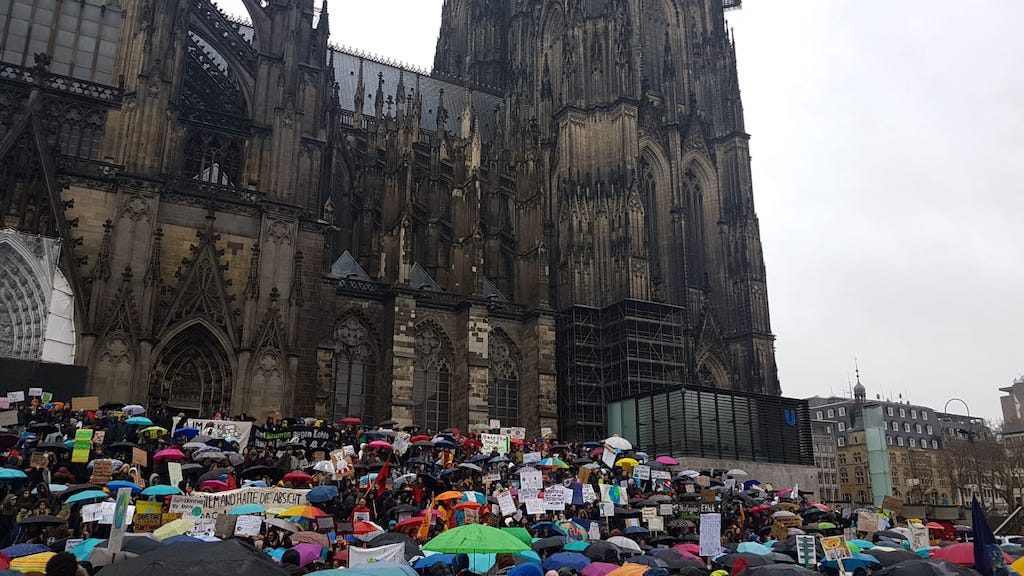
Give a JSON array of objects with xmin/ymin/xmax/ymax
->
[
  {"xmin": 509, "ymin": 563, "xmax": 544, "ymax": 576},
  {"xmin": 623, "ymin": 526, "xmax": 649, "ymax": 535},
  {"xmin": 172, "ymin": 427, "xmax": 200, "ymax": 439},
  {"xmin": 310, "ymin": 563, "xmax": 419, "ymax": 576},
  {"xmin": 0, "ymin": 468, "xmax": 27, "ymax": 480},
  {"xmin": 542, "ymin": 552, "xmax": 591, "ymax": 571},
  {"xmin": 228, "ymin": 503, "xmax": 267, "ymax": 515},
  {"xmin": 439, "ymin": 468, "xmax": 461, "ymax": 477},
  {"xmin": 468, "ymin": 454, "xmax": 491, "ymax": 464},
  {"xmin": 69, "ymin": 538, "xmax": 105, "ymax": 561},
  {"xmin": 125, "ymin": 416, "xmax": 153, "ymax": 426},
  {"xmin": 821, "ymin": 553, "xmax": 881, "ymax": 571},
  {"xmin": 531, "ymin": 521, "xmax": 566, "ymax": 537},
  {"xmin": 141, "ymin": 484, "xmax": 182, "ymax": 497},
  {"xmin": 738, "ymin": 542, "xmax": 773, "ymax": 556},
  {"xmin": 161, "ymin": 535, "xmax": 204, "ymax": 546},
  {"xmin": 412, "ymin": 554, "xmax": 458, "ymax": 569},
  {"xmin": 307, "ymin": 485, "xmax": 339, "ymax": 504},
  {"xmin": 66, "ymin": 490, "xmax": 111, "ymax": 505},
  {"xmin": 0, "ymin": 543, "xmax": 50, "ymax": 558},
  {"xmin": 106, "ymin": 480, "xmax": 142, "ymax": 494},
  {"xmin": 432, "ymin": 439, "xmax": 455, "ymax": 448}
]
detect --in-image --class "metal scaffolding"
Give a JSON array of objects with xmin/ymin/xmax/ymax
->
[{"xmin": 557, "ymin": 299, "xmax": 688, "ymax": 441}]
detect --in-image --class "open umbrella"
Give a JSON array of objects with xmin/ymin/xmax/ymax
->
[
  {"xmin": 154, "ymin": 448, "xmax": 187, "ymax": 464},
  {"xmin": 874, "ymin": 559, "xmax": 982, "ymax": 576},
  {"xmin": 90, "ymin": 538, "xmax": 288, "ymax": 576},
  {"xmin": 172, "ymin": 427, "xmax": 200, "ymax": 439},
  {"xmin": 655, "ymin": 456, "xmax": 679, "ymax": 466},
  {"xmin": 105, "ymin": 480, "xmax": 142, "ymax": 494},
  {"xmin": 198, "ymin": 480, "xmax": 230, "ymax": 492},
  {"xmin": 1, "ymin": 544, "xmax": 50, "ymax": 559},
  {"xmin": 307, "ymin": 485, "xmax": 339, "ymax": 504},
  {"xmin": 265, "ymin": 518, "xmax": 300, "ymax": 533},
  {"xmin": 871, "ymin": 548, "xmax": 922, "ymax": 567},
  {"xmin": 538, "ymin": 458, "xmax": 570, "ymax": 469},
  {"xmin": 141, "ymin": 485, "xmax": 182, "ymax": 497},
  {"xmin": 18, "ymin": 515, "xmax": 65, "ymax": 526},
  {"xmin": 615, "ymin": 458, "xmax": 639, "ymax": 470},
  {"xmin": 543, "ymin": 552, "xmax": 591, "ymax": 571},
  {"xmin": 582, "ymin": 562, "xmax": 620, "ymax": 576},
  {"xmin": 125, "ymin": 416, "xmax": 153, "ymax": 426},
  {"xmin": 229, "ymin": 503, "xmax": 267, "ymax": 515},
  {"xmin": 65, "ymin": 490, "xmax": 111, "ymax": 505},
  {"xmin": 278, "ymin": 505, "xmax": 327, "ymax": 519},
  {"xmin": 533, "ymin": 536, "xmax": 568, "ymax": 552},
  {"xmin": 603, "ymin": 436, "xmax": 632, "ymax": 451},
  {"xmin": 10, "ymin": 551, "xmax": 56, "ymax": 573},
  {"xmin": 607, "ymin": 536, "xmax": 642, "ymax": 554},
  {"xmin": 283, "ymin": 471, "xmax": 314, "ymax": 484},
  {"xmin": 368, "ymin": 440, "xmax": 393, "ymax": 450},
  {"xmin": 424, "ymin": 524, "xmax": 530, "ymax": 554},
  {"xmin": 0, "ymin": 469, "xmax": 27, "ymax": 480}
]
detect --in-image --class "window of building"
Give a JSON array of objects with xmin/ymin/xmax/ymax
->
[
  {"xmin": 887, "ymin": 435, "xmax": 893, "ymax": 445},
  {"xmin": 904, "ymin": 422, "xmax": 911, "ymax": 432},
  {"xmin": 858, "ymin": 491, "xmax": 866, "ymax": 503},
  {"xmin": 897, "ymin": 436, "xmax": 904, "ymax": 446},
  {"xmin": 927, "ymin": 425, "xmax": 933, "ymax": 435},
  {"xmin": 899, "ymin": 408, "xmax": 906, "ymax": 417},
  {"xmin": 911, "ymin": 409, "xmax": 917, "ymax": 419},
  {"xmin": 826, "ymin": 425, "xmax": 832, "ymax": 434},
  {"xmin": 837, "ymin": 437, "xmax": 845, "ymax": 447},
  {"xmin": 817, "ymin": 410, "xmax": 823, "ymax": 420},
  {"xmin": 827, "ymin": 409, "xmax": 835, "ymax": 418},
  {"xmin": 916, "ymin": 424, "xmax": 922, "ymax": 433},
  {"xmin": 922, "ymin": 411, "xmax": 929, "ymax": 421},
  {"xmin": 853, "ymin": 452, "xmax": 862, "ymax": 463},
  {"xmin": 838, "ymin": 422, "xmax": 846, "ymax": 432},
  {"xmin": 909, "ymin": 438, "xmax": 917, "ymax": 447},
  {"xmin": 840, "ymin": 469, "xmax": 849, "ymax": 484},
  {"xmin": 839, "ymin": 407, "xmax": 846, "ymax": 416},
  {"xmin": 487, "ymin": 332, "xmax": 520, "ymax": 426},
  {"xmin": 324, "ymin": 316, "xmax": 378, "ymax": 423},
  {"xmin": 932, "ymin": 439, "xmax": 938, "ymax": 449},
  {"xmin": 838, "ymin": 454, "xmax": 846, "ymax": 465},
  {"xmin": 413, "ymin": 324, "xmax": 453, "ymax": 433}
]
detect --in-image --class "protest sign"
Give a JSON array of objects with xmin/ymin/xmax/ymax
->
[
  {"xmin": 519, "ymin": 468, "xmax": 542, "ymax": 490},
  {"xmin": 857, "ymin": 511, "xmax": 879, "ymax": 534},
  {"xmin": 6, "ymin": 391, "xmax": 24, "ymax": 404},
  {"xmin": 540, "ymin": 427, "xmax": 553, "ymax": 438},
  {"xmin": 525, "ymin": 498, "xmax": 545, "ymax": 516},
  {"xmin": 909, "ymin": 526, "xmax": 930, "ymax": 550},
  {"xmin": 648, "ymin": 516, "xmax": 664, "ymax": 532},
  {"xmin": 214, "ymin": 514, "xmax": 237, "ymax": 539},
  {"xmin": 633, "ymin": 465, "xmax": 651, "ymax": 481},
  {"xmin": 40, "ymin": 392, "xmax": 52, "ymax": 404},
  {"xmin": 0, "ymin": 399, "xmax": 8, "ymax": 410},
  {"xmin": 659, "ymin": 504, "xmax": 674, "ymax": 516},
  {"xmin": 600, "ymin": 502, "xmax": 615, "ymax": 517},
  {"xmin": 28, "ymin": 388, "xmax": 42, "ymax": 397},
  {"xmin": 64, "ymin": 540, "xmax": 83, "ymax": 552},
  {"xmin": 489, "ymin": 419, "xmax": 501, "ymax": 430},
  {"xmin": 0, "ymin": 411, "xmax": 16, "ymax": 427},
  {"xmin": 189, "ymin": 519, "xmax": 215, "ymax": 539},
  {"xmin": 72, "ymin": 396, "xmax": 98, "ymax": 411},
  {"xmin": 92, "ymin": 431, "xmax": 105, "ymax": 446},
  {"xmin": 481, "ymin": 433, "xmax": 510, "ymax": 454},
  {"xmin": 234, "ymin": 515, "xmax": 263, "ymax": 537},
  {"xmin": 796, "ymin": 535, "xmax": 818, "ymax": 566},
  {"xmin": 642, "ymin": 507, "xmax": 657, "ymax": 521},
  {"xmin": 578, "ymin": 466, "xmax": 592, "ymax": 485},
  {"xmin": 510, "ymin": 427, "xmax": 526, "ymax": 440},
  {"xmin": 544, "ymin": 486, "xmax": 566, "ymax": 511},
  {"xmin": 582, "ymin": 485, "xmax": 597, "ymax": 503},
  {"xmin": 107, "ymin": 488, "xmax": 133, "ymax": 552},
  {"xmin": 29, "ymin": 452, "xmax": 48, "ymax": 469},
  {"xmin": 771, "ymin": 516, "xmax": 803, "ymax": 541},
  {"xmin": 523, "ymin": 452, "xmax": 541, "ymax": 465},
  {"xmin": 133, "ymin": 447, "xmax": 147, "ymax": 467},
  {"xmin": 601, "ymin": 448, "xmax": 616, "ymax": 469},
  {"xmin": 72, "ymin": 428, "xmax": 93, "ymax": 463},
  {"xmin": 350, "ymin": 543, "xmax": 406, "ymax": 568},
  {"xmin": 881, "ymin": 495, "xmax": 904, "ymax": 514},
  {"xmin": 822, "ymin": 536, "xmax": 851, "ymax": 561},
  {"xmin": 600, "ymin": 484, "xmax": 627, "ymax": 505},
  {"xmin": 133, "ymin": 500, "xmax": 164, "ymax": 532},
  {"xmin": 188, "ymin": 419, "xmax": 253, "ymax": 450},
  {"xmin": 170, "ymin": 488, "xmax": 309, "ymax": 519},
  {"xmin": 590, "ymin": 522, "xmax": 602, "ymax": 540},
  {"xmin": 699, "ymin": 513, "xmax": 721, "ymax": 556},
  {"xmin": 168, "ymin": 462, "xmax": 183, "ymax": 488},
  {"xmin": 497, "ymin": 490, "xmax": 517, "ymax": 516},
  {"xmin": 651, "ymin": 470, "xmax": 671, "ymax": 481}
]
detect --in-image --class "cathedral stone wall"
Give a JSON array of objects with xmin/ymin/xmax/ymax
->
[{"xmin": 0, "ymin": 0, "xmax": 777, "ymax": 439}]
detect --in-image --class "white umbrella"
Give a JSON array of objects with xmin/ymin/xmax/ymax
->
[
  {"xmin": 772, "ymin": 510, "xmax": 797, "ymax": 519},
  {"xmin": 394, "ymin": 473, "xmax": 417, "ymax": 490},
  {"xmin": 182, "ymin": 442, "xmax": 206, "ymax": 450},
  {"xmin": 312, "ymin": 461, "xmax": 335, "ymax": 474},
  {"xmin": 123, "ymin": 405, "xmax": 146, "ymax": 416},
  {"xmin": 788, "ymin": 528, "xmax": 806, "ymax": 536},
  {"xmin": 87, "ymin": 458, "xmax": 123, "ymax": 469},
  {"xmin": 193, "ymin": 451, "xmax": 227, "ymax": 461},
  {"xmin": 678, "ymin": 470, "xmax": 700, "ymax": 478},
  {"xmin": 603, "ymin": 436, "xmax": 632, "ymax": 451},
  {"xmin": 608, "ymin": 536, "xmax": 642, "ymax": 553},
  {"xmin": 726, "ymin": 469, "xmax": 748, "ymax": 478}
]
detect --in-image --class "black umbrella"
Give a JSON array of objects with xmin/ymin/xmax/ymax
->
[
  {"xmin": 108, "ymin": 442, "xmax": 139, "ymax": 450},
  {"xmin": 27, "ymin": 423, "xmax": 58, "ymax": 434},
  {"xmin": 61, "ymin": 484, "xmax": 103, "ymax": 499},
  {"xmin": 874, "ymin": 559, "xmax": 982, "ymax": 576},
  {"xmin": 668, "ymin": 518, "xmax": 696, "ymax": 529},
  {"xmin": 35, "ymin": 443, "xmax": 70, "ymax": 452},
  {"xmin": 18, "ymin": 515, "xmax": 66, "ymax": 526},
  {"xmin": 180, "ymin": 463, "xmax": 205, "ymax": 474},
  {"xmin": 378, "ymin": 420, "xmax": 399, "ymax": 429},
  {"xmin": 93, "ymin": 539, "xmax": 288, "ymax": 576},
  {"xmin": 386, "ymin": 504, "xmax": 421, "ymax": 517},
  {"xmin": 418, "ymin": 473, "xmax": 442, "ymax": 492},
  {"xmin": 650, "ymin": 549, "xmax": 705, "ymax": 570},
  {"xmin": 0, "ymin": 434, "xmax": 18, "ymax": 450},
  {"xmin": 625, "ymin": 556, "xmax": 669, "ymax": 568},
  {"xmin": 198, "ymin": 468, "xmax": 230, "ymax": 483},
  {"xmin": 367, "ymin": 532, "xmax": 422, "ymax": 560},
  {"xmin": 100, "ymin": 402, "xmax": 126, "ymax": 410},
  {"xmin": 871, "ymin": 549, "xmax": 921, "ymax": 567},
  {"xmin": 743, "ymin": 564, "xmax": 819, "ymax": 576},
  {"xmin": 240, "ymin": 465, "xmax": 279, "ymax": 479},
  {"xmin": 712, "ymin": 553, "xmax": 775, "ymax": 571},
  {"xmin": 584, "ymin": 540, "xmax": 622, "ymax": 563},
  {"xmin": 532, "ymin": 536, "xmax": 567, "ymax": 552},
  {"xmin": 874, "ymin": 530, "xmax": 910, "ymax": 543},
  {"xmin": 97, "ymin": 536, "xmax": 162, "ymax": 555},
  {"xmin": 649, "ymin": 535, "xmax": 679, "ymax": 546},
  {"xmin": 413, "ymin": 441, "xmax": 434, "ymax": 448}
]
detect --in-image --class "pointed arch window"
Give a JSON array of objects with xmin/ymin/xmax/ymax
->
[
  {"xmin": 183, "ymin": 131, "xmax": 243, "ymax": 188},
  {"xmin": 150, "ymin": 324, "xmax": 232, "ymax": 415},
  {"xmin": 414, "ymin": 324, "xmax": 452, "ymax": 433},
  {"xmin": 488, "ymin": 332, "xmax": 520, "ymax": 427},
  {"xmin": 328, "ymin": 316, "xmax": 377, "ymax": 423}
]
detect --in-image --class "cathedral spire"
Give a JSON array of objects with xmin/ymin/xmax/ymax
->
[
  {"xmin": 353, "ymin": 58, "xmax": 365, "ymax": 123},
  {"xmin": 374, "ymin": 72, "xmax": 385, "ymax": 121}
]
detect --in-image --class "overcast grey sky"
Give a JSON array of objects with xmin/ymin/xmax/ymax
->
[{"xmin": 221, "ymin": 1, "xmax": 1022, "ymax": 422}]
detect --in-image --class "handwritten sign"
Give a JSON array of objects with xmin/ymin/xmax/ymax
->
[
  {"xmin": 659, "ymin": 504, "xmax": 674, "ymax": 516},
  {"xmin": 600, "ymin": 502, "xmax": 615, "ymax": 517},
  {"xmin": 525, "ymin": 498, "xmax": 545, "ymax": 516},
  {"xmin": 497, "ymin": 490, "xmax": 517, "ymax": 516},
  {"xmin": 796, "ymin": 535, "xmax": 818, "ymax": 565},
  {"xmin": 544, "ymin": 486, "xmax": 566, "ymax": 511},
  {"xmin": 28, "ymin": 388, "xmax": 42, "ymax": 397},
  {"xmin": 519, "ymin": 468, "xmax": 542, "ymax": 490},
  {"xmin": 72, "ymin": 429, "xmax": 93, "ymax": 463},
  {"xmin": 6, "ymin": 391, "xmax": 24, "ymax": 404},
  {"xmin": 481, "ymin": 433, "xmax": 510, "ymax": 454},
  {"xmin": 133, "ymin": 447, "xmax": 148, "ymax": 467},
  {"xmin": 699, "ymin": 513, "xmax": 721, "ymax": 556},
  {"xmin": 633, "ymin": 465, "xmax": 651, "ymax": 481},
  {"xmin": 881, "ymin": 495, "xmax": 904, "ymax": 514},
  {"xmin": 648, "ymin": 516, "xmax": 664, "ymax": 532},
  {"xmin": 582, "ymin": 485, "xmax": 597, "ymax": 503},
  {"xmin": 168, "ymin": 462, "xmax": 183, "ymax": 488},
  {"xmin": 857, "ymin": 511, "xmax": 879, "ymax": 534},
  {"xmin": 234, "ymin": 515, "xmax": 263, "ymax": 537},
  {"xmin": 30, "ymin": 452, "xmax": 48, "ymax": 469},
  {"xmin": 523, "ymin": 452, "xmax": 541, "ymax": 465},
  {"xmin": 822, "ymin": 536, "xmax": 851, "ymax": 561}
]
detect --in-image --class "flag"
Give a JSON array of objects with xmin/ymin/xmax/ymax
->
[
  {"xmin": 416, "ymin": 498, "xmax": 436, "ymax": 541},
  {"xmin": 376, "ymin": 461, "xmax": 389, "ymax": 497},
  {"xmin": 972, "ymin": 496, "xmax": 1004, "ymax": 576}
]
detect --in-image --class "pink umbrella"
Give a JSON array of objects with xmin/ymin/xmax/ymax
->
[
  {"xmin": 290, "ymin": 543, "xmax": 322, "ymax": 567},
  {"xmin": 655, "ymin": 456, "xmax": 679, "ymax": 466},
  {"xmin": 582, "ymin": 562, "xmax": 620, "ymax": 576},
  {"xmin": 367, "ymin": 440, "xmax": 392, "ymax": 450},
  {"xmin": 198, "ymin": 479, "xmax": 230, "ymax": 492},
  {"xmin": 673, "ymin": 543, "xmax": 701, "ymax": 556},
  {"xmin": 153, "ymin": 448, "xmax": 186, "ymax": 464}
]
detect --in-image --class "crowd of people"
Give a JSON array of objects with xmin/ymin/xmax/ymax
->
[{"xmin": 0, "ymin": 398, "xmax": 1012, "ymax": 576}]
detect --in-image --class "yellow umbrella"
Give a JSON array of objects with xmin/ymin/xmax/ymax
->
[
  {"xmin": 266, "ymin": 507, "xmax": 289, "ymax": 516},
  {"xmin": 615, "ymin": 457, "xmax": 639, "ymax": 470},
  {"xmin": 139, "ymin": 426, "xmax": 168, "ymax": 437},
  {"xmin": 10, "ymin": 551, "xmax": 56, "ymax": 573},
  {"xmin": 153, "ymin": 517, "xmax": 195, "ymax": 540},
  {"xmin": 1011, "ymin": 557, "xmax": 1024, "ymax": 575},
  {"xmin": 277, "ymin": 505, "xmax": 327, "ymax": 519},
  {"xmin": 436, "ymin": 491, "xmax": 463, "ymax": 501}
]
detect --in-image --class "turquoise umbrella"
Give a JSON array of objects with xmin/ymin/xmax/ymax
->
[
  {"xmin": 0, "ymin": 468, "xmax": 27, "ymax": 480},
  {"xmin": 228, "ymin": 503, "xmax": 266, "ymax": 515},
  {"xmin": 309, "ymin": 564, "xmax": 418, "ymax": 576},
  {"xmin": 65, "ymin": 490, "xmax": 111, "ymax": 505},
  {"xmin": 141, "ymin": 484, "xmax": 182, "ymax": 497},
  {"xmin": 126, "ymin": 416, "xmax": 153, "ymax": 426}
]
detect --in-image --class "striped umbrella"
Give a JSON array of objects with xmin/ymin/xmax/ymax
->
[{"xmin": 10, "ymin": 552, "xmax": 55, "ymax": 573}]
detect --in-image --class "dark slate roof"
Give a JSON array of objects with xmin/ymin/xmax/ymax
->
[
  {"xmin": 329, "ymin": 251, "xmax": 370, "ymax": 281},
  {"xmin": 410, "ymin": 263, "xmax": 442, "ymax": 292}
]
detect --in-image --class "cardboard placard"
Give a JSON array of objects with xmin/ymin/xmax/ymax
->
[
  {"xmin": 497, "ymin": 490, "xmax": 517, "ymax": 516},
  {"xmin": 582, "ymin": 485, "xmax": 597, "ymax": 503},
  {"xmin": 540, "ymin": 427, "xmax": 553, "ymax": 439},
  {"xmin": 214, "ymin": 514, "xmax": 237, "ymax": 539},
  {"xmin": 771, "ymin": 516, "xmax": 803, "ymax": 540},
  {"xmin": 519, "ymin": 468, "xmax": 542, "ymax": 490},
  {"xmin": 6, "ymin": 391, "xmax": 25, "ymax": 404},
  {"xmin": 72, "ymin": 396, "xmax": 99, "ymax": 411},
  {"xmin": 523, "ymin": 452, "xmax": 541, "ymax": 465},
  {"xmin": 524, "ymin": 498, "xmax": 545, "ymax": 516},
  {"xmin": 909, "ymin": 526, "xmax": 930, "ymax": 550},
  {"xmin": 577, "ymin": 466, "xmax": 592, "ymax": 485},
  {"xmin": 28, "ymin": 388, "xmax": 42, "ymax": 397},
  {"xmin": 857, "ymin": 511, "xmax": 879, "ymax": 534},
  {"xmin": 821, "ymin": 536, "xmax": 851, "ymax": 560},
  {"xmin": 0, "ymin": 410, "xmax": 16, "ymax": 427},
  {"xmin": 642, "ymin": 507, "xmax": 658, "ymax": 520},
  {"xmin": 881, "ymin": 495, "xmax": 904, "ymax": 514},
  {"xmin": 168, "ymin": 462, "xmax": 183, "ymax": 488},
  {"xmin": 633, "ymin": 465, "xmax": 651, "ymax": 481},
  {"xmin": 647, "ymin": 516, "xmax": 664, "ymax": 532},
  {"xmin": 133, "ymin": 447, "xmax": 148, "ymax": 467},
  {"xmin": 92, "ymin": 431, "xmax": 105, "ymax": 446},
  {"xmin": 544, "ymin": 486, "xmax": 567, "ymax": 511},
  {"xmin": 134, "ymin": 500, "xmax": 164, "ymax": 533},
  {"xmin": 659, "ymin": 504, "xmax": 674, "ymax": 516},
  {"xmin": 30, "ymin": 452, "xmax": 49, "ymax": 469}
]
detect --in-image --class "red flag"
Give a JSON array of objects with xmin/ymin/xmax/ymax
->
[{"xmin": 375, "ymin": 461, "xmax": 389, "ymax": 496}]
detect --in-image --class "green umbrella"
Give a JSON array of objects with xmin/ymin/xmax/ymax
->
[
  {"xmin": 424, "ymin": 524, "xmax": 531, "ymax": 554},
  {"xmin": 563, "ymin": 540, "xmax": 589, "ymax": 552},
  {"xmin": 818, "ymin": 521, "xmax": 837, "ymax": 530},
  {"xmin": 502, "ymin": 527, "xmax": 532, "ymax": 547}
]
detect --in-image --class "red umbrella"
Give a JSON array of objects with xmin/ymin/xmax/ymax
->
[
  {"xmin": 411, "ymin": 435, "xmax": 431, "ymax": 443},
  {"xmin": 351, "ymin": 521, "xmax": 383, "ymax": 535},
  {"xmin": 368, "ymin": 440, "xmax": 392, "ymax": 450},
  {"xmin": 340, "ymin": 417, "xmax": 361, "ymax": 425},
  {"xmin": 582, "ymin": 563, "xmax": 619, "ymax": 576},
  {"xmin": 673, "ymin": 543, "xmax": 701, "ymax": 556},
  {"xmin": 931, "ymin": 542, "xmax": 1013, "ymax": 566},
  {"xmin": 283, "ymin": 471, "xmax": 314, "ymax": 484},
  {"xmin": 393, "ymin": 517, "xmax": 423, "ymax": 532},
  {"xmin": 198, "ymin": 480, "xmax": 229, "ymax": 492},
  {"xmin": 153, "ymin": 448, "xmax": 186, "ymax": 464},
  {"xmin": 925, "ymin": 522, "xmax": 945, "ymax": 530}
]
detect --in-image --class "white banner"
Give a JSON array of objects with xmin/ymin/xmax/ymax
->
[
  {"xmin": 349, "ymin": 542, "xmax": 407, "ymax": 567},
  {"xmin": 481, "ymin": 433, "xmax": 510, "ymax": 454},
  {"xmin": 699, "ymin": 513, "xmax": 722, "ymax": 557},
  {"xmin": 187, "ymin": 419, "xmax": 253, "ymax": 450},
  {"xmin": 170, "ymin": 487, "xmax": 308, "ymax": 519}
]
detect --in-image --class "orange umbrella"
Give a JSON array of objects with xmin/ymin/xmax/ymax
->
[
  {"xmin": 278, "ymin": 505, "xmax": 328, "ymax": 518},
  {"xmin": 437, "ymin": 490, "xmax": 463, "ymax": 501},
  {"xmin": 606, "ymin": 564, "xmax": 651, "ymax": 576}
]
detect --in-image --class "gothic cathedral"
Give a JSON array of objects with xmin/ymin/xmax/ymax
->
[{"xmin": 0, "ymin": 0, "xmax": 777, "ymax": 439}]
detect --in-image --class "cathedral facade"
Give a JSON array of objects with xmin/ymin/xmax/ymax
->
[{"xmin": 0, "ymin": 0, "xmax": 777, "ymax": 439}]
